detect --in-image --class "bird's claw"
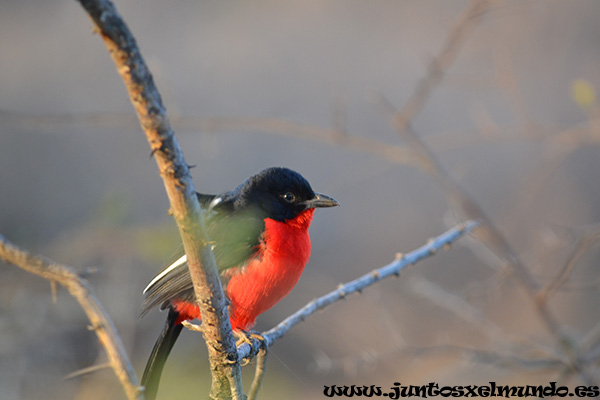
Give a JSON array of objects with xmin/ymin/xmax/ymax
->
[{"xmin": 234, "ymin": 330, "xmax": 266, "ymax": 366}]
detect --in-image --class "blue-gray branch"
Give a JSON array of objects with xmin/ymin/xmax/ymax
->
[{"xmin": 236, "ymin": 220, "xmax": 480, "ymax": 361}]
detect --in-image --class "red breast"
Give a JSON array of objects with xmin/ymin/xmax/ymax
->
[{"xmin": 172, "ymin": 209, "xmax": 315, "ymax": 330}]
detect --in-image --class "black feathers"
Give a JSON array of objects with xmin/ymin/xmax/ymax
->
[
  {"xmin": 230, "ymin": 167, "xmax": 317, "ymax": 222},
  {"xmin": 141, "ymin": 309, "xmax": 183, "ymax": 400}
]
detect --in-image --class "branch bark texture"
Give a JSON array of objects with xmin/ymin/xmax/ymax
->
[{"xmin": 76, "ymin": 0, "xmax": 243, "ymax": 398}]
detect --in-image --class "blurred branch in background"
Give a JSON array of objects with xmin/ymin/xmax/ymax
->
[
  {"xmin": 1, "ymin": 0, "xmax": 600, "ymax": 398},
  {"xmin": 0, "ymin": 234, "xmax": 141, "ymax": 400},
  {"xmin": 377, "ymin": 0, "xmax": 598, "ymax": 385}
]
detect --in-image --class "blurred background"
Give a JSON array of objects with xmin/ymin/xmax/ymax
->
[{"xmin": 1, "ymin": 0, "xmax": 600, "ymax": 399}]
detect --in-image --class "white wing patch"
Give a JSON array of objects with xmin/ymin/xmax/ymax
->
[
  {"xmin": 209, "ymin": 196, "xmax": 223, "ymax": 210},
  {"xmin": 143, "ymin": 254, "xmax": 188, "ymax": 294}
]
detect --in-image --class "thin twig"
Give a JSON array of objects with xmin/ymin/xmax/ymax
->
[
  {"xmin": 391, "ymin": 0, "xmax": 495, "ymax": 128},
  {"xmin": 0, "ymin": 235, "xmax": 142, "ymax": 400},
  {"xmin": 182, "ymin": 320, "xmax": 205, "ymax": 333},
  {"xmin": 539, "ymin": 224, "xmax": 600, "ymax": 303},
  {"xmin": 236, "ymin": 220, "xmax": 479, "ymax": 360},
  {"xmin": 63, "ymin": 362, "xmax": 113, "ymax": 381},
  {"xmin": 75, "ymin": 1, "xmax": 245, "ymax": 398},
  {"xmin": 248, "ymin": 346, "xmax": 268, "ymax": 400}
]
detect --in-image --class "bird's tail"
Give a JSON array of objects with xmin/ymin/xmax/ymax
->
[{"xmin": 141, "ymin": 308, "xmax": 183, "ymax": 400}]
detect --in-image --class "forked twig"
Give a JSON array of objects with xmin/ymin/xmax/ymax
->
[
  {"xmin": 248, "ymin": 346, "xmax": 268, "ymax": 400},
  {"xmin": 0, "ymin": 235, "xmax": 142, "ymax": 400}
]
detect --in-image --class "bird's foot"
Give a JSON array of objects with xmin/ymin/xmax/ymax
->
[{"xmin": 234, "ymin": 330, "xmax": 267, "ymax": 366}]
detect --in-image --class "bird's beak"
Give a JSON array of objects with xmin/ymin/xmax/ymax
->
[{"xmin": 304, "ymin": 192, "xmax": 340, "ymax": 209}]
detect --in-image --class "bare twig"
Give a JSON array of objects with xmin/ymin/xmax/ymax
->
[
  {"xmin": 0, "ymin": 235, "xmax": 142, "ymax": 400},
  {"xmin": 247, "ymin": 346, "xmax": 268, "ymax": 400},
  {"xmin": 75, "ymin": 0, "xmax": 243, "ymax": 398},
  {"xmin": 63, "ymin": 363, "xmax": 113, "ymax": 381},
  {"xmin": 539, "ymin": 224, "xmax": 600, "ymax": 303},
  {"xmin": 182, "ymin": 320, "xmax": 205, "ymax": 333},
  {"xmin": 391, "ymin": 0, "xmax": 495, "ymax": 129},
  {"xmin": 236, "ymin": 220, "xmax": 479, "ymax": 360}
]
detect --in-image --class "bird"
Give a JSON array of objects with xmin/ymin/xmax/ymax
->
[{"xmin": 140, "ymin": 167, "xmax": 339, "ymax": 399}]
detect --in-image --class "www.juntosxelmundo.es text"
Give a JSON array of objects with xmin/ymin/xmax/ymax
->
[{"xmin": 323, "ymin": 382, "xmax": 599, "ymax": 398}]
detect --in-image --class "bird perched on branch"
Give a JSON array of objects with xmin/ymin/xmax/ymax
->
[{"xmin": 140, "ymin": 167, "xmax": 339, "ymax": 399}]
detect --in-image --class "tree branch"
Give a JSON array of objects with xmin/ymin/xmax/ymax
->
[
  {"xmin": 236, "ymin": 220, "xmax": 479, "ymax": 361},
  {"xmin": 247, "ymin": 345, "xmax": 268, "ymax": 400},
  {"xmin": 75, "ymin": 0, "xmax": 243, "ymax": 398},
  {"xmin": 0, "ymin": 234, "xmax": 142, "ymax": 400},
  {"xmin": 374, "ymin": 0, "xmax": 596, "ymax": 382}
]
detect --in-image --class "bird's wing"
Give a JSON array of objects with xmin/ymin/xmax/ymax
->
[{"xmin": 141, "ymin": 193, "xmax": 264, "ymax": 316}]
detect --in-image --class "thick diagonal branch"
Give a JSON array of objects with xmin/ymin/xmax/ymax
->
[{"xmin": 75, "ymin": 0, "xmax": 243, "ymax": 398}]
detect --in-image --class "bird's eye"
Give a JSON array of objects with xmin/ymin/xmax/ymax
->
[{"xmin": 281, "ymin": 192, "xmax": 296, "ymax": 203}]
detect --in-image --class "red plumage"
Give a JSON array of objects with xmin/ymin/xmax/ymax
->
[
  {"xmin": 141, "ymin": 168, "xmax": 337, "ymax": 400},
  {"xmin": 171, "ymin": 208, "xmax": 314, "ymax": 329}
]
